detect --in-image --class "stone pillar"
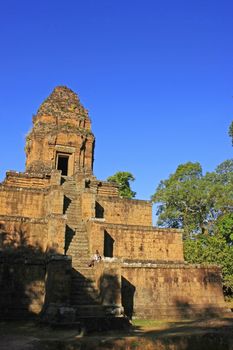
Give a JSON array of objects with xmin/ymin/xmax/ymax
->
[
  {"xmin": 42, "ymin": 255, "xmax": 75, "ymax": 323},
  {"xmin": 50, "ymin": 170, "xmax": 62, "ymax": 186},
  {"xmin": 46, "ymin": 176, "xmax": 66, "ymax": 254},
  {"xmin": 95, "ymin": 261, "xmax": 123, "ymax": 316},
  {"xmin": 47, "ymin": 214, "xmax": 66, "ymax": 254}
]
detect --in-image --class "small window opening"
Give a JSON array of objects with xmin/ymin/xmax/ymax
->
[
  {"xmin": 85, "ymin": 179, "xmax": 90, "ymax": 188},
  {"xmin": 57, "ymin": 155, "xmax": 69, "ymax": 176}
]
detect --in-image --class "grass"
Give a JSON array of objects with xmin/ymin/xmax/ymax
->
[
  {"xmin": 1, "ymin": 317, "xmax": 233, "ymax": 350},
  {"xmin": 131, "ymin": 319, "xmax": 169, "ymax": 329}
]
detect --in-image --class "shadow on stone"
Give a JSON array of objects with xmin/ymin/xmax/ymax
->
[
  {"xmin": 121, "ymin": 276, "xmax": 136, "ymax": 319},
  {"xmin": 64, "ymin": 225, "xmax": 75, "ymax": 255},
  {"xmin": 63, "ymin": 195, "xmax": 72, "ymax": 214}
]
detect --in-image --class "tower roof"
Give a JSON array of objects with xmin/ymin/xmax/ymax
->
[
  {"xmin": 36, "ymin": 86, "xmax": 88, "ymax": 120},
  {"xmin": 25, "ymin": 86, "xmax": 95, "ymax": 175}
]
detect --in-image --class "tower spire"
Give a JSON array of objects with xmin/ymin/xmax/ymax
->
[{"xmin": 25, "ymin": 86, "xmax": 95, "ymax": 176}]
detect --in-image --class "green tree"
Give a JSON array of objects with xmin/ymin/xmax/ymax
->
[
  {"xmin": 184, "ymin": 234, "xmax": 233, "ymax": 293},
  {"xmin": 229, "ymin": 121, "xmax": 233, "ymax": 145},
  {"xmin": 216, "ymin": 213, "xmax": 233, "ymax": 245},
  {"xmin": 152, "ymin": 160, "xmax": 233, "ymax": 236},
  {"xmin": 151, "ymin": 162, "xmax": 209, "ymax": 235},
  {"xmin": 152, "ymin": 159, "xmax": 233, "ymax": 295},
  {"xmin": 107, "ymin": 171, "xmax": 136, "ymax": 198}
]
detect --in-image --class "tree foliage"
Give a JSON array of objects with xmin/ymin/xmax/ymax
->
[
  {"xmin": 107, "ymin": 171, "xmax": 136, "ymax": 198},
  {"xmin": 229, "ymin": 121, "xmax": 233, "ymax": 145},
  {"xmin": 184, "ymin": 234, "xmax": 233, "ymax": 293},
  {"xmin": 152, "ymin": 159, "xmax": 233, "ymax": 294},
  {"xmin": 152, "ymin": 160, "xmax": 233, "ymax": 236}
]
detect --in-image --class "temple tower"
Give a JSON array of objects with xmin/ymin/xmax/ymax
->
[{"xmin": 25, "ymin": 86, "xmax": 95, "ymax": 176}]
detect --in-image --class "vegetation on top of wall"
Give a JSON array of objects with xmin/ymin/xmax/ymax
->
[{"xmin": 107, "ymin": 171, "xmax": 136, "ymax": 199}]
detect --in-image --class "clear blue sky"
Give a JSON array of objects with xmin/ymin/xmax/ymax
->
[{"xmin": 0, "ymin": 0, "xmax": 232, "ymax": 205}]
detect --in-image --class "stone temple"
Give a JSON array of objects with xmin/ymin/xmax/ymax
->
[{"xmin": 0, "ymin": 86, "xmax": 227, "ymax": 322}]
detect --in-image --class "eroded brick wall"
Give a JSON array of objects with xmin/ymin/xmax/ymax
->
[
  {"xmin": 95, "ymin": 196, "xmax": 152, "ymax": 226},
  {"xmin": 87, "ymin": 222, "xmax": 184, "ymax": 261},
  {"xmin": 0, "ymin": 218, "xmax": 48, "ymax": 251},
  {"xmin": 4, "ymin": 172, "xmax": 50, "ymax": 188},
  {"xmin": 0, "ymin": 255, "xmax": 46, "ymax": 320},
  {"xmin": 0, "ymin": 254, "xmax": 72, "ymax": 321},
  {"xmin": 0, "ymin": 172, "xmax": 65, "ymax": 253},
  {"xmin": 122, "ymin": 264, "xmax": 226, "ymax": 319},
  {"xmin": 0, "ymin": 187, "xmax": 47, "ymax": 218}
]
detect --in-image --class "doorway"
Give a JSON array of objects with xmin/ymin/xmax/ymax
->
[
  {"xmin": 57, "ymin": 155, "xmax": 69, "ymax": 176},
  {"xmin": 104, "ymin": 230, "xmax": 114, "ymax": 257}
]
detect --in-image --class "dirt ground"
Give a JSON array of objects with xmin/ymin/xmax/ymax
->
[{"xmin": 1, "ymin": 316, "xmax": 233, "ymax": 350}]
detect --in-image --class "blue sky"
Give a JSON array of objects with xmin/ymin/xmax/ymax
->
[{"xmin": 0, "ymin": 0, "xmax": 232, "ymax": 207}]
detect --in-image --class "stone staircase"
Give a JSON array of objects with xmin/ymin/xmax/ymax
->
[{"xmin": 62, "ymin": 176, "xmax": 103, "ymax": 317}]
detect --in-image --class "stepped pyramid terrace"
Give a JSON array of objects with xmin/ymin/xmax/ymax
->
[{"xmin": 0, "ymin": 86, "xmax": 228, "ymax": 323}]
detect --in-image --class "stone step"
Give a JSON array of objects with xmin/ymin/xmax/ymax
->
[
  {"xmin": 71, "ymin": 298, "xmax": 100, "ymax": 305},
  {"xmin": 66, "ymin": 205, "xmax": 80, "ymax": 209},
  {"xmin": 74, "ymin": 306, "xmax": 107, "ymax": 318},
  {"xmin": 70, "ymin": 241, "xmax": 89, "ymax": 245},
  {"xmin": 71, "ymin": 288, "xmax": 98, "ymax": 296},
  {"xmin": 65, "ymin": 209, "xmax": 82, "ymax": 218},
  {"xmin": 69, "ymin": 250, "xmax": 89, "ymax": 255},
  {"xmin": 72, "ymin": 257, "xmax": 90, "ymax": 261},
  {"xmin": 72, "ymin": 263, "xmax": 91, "ymax": 268},
  {"xmin": 70, "ymin": 245, "xmax": 89, "ymax": 250},
  {"xmin": 70, "ymin": 256, "xmax": 89, "ymax": 260},
  {"xmin": 69, "ymin": 241, "xmax": 89, "ymax": 246},
  {"xmin": 66, "ymin": 216, "xmax": 82, "ymax": 220},
  {"xmin": 71, "ymin": 296, "xmax": 99, "ymax": 305},
  {"xmin": 72, "ymin": 269, "xmax": 95, "ymax": 276},
  {"xmin": 71, "ymin": 260, "xmax": 90, "ymax": 266},
  {"xmin": 68, "ymin": 235, "xmax": 89, "ymax": 243},
  {"xmin": 71, "ymin": 253, "xmax": 89, "ymax": 257},
  {"xmin": 68, "ymin": 249, "xmax": 89, "ymax": 254},
  {"xmin": 71, "ymin": 237, "xmax": 89, "ymax": 241},
  {"xmin": 71, "ymin": 234, "xmax": 88, "ymax": 238},
  {"xmin": 68, "ymin": 250, "xmax": 89, "ymax": 254},
  {"xmin": 69, "ymin": 256, "xmax": 89, "ymax": 261},
  {"xmin": 66, "ymin": 209, "xmax": 81, "ymax": 213},
  {"xmin": 66, "ymin": 213, "xmax": 82, "ymax": 217},
  {"xmin": 66, "ymin": 214, "xmax": 82, "ymax": 219},
  {"xmin": 71, "ymin": 299, "xmax": 99, "ymax": 306},
  {"xmin": 70, "ymin": 258, "xmax": 90, "ymax": 262},
  {"xmin": 70, "ymin": 291, "xmax": 99, "ymax": 300},
  {"xmin": 71, "ymin": 281, "xmax": 95, "ymax": 289},
  {"xmin": 70, "ymin": 249, "xmax": 90, "ymax": 253},
  {"xmin": 72, "ymin": 237, "xmax": 89, "ymax": 241},
  {"xmin": 72, "ymin": 240, "xmax": 88, "ymax": 244},
  {"xmin": 67, "ymin": 216, "xmax": 81, "ymax": 220},
  {"xmin": 69, "ymin": 245, "xmax": 89, "ymax": 249},
  {"xmin": 73, "ymin": 272, "xmax": 95, "ymax": 278},
  {"xmin": 66, "ymin": 208, "xmax": 81, "ymax": 212},
  {"xmin": 66, "ymin": 220, "xmax": 82, "ymax": 225}
]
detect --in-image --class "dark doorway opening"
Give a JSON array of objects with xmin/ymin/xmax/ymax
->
[
  {"xmin": 95, "ymin": 202, "xmax": 104, "ymax": 218},
  {"xmin": 104, "ymin": 230, "xmax": 114, "ymax": 257},
  {"xmin": 57, "ymin": 155, "xmax": 69, "ymax": 176}
]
